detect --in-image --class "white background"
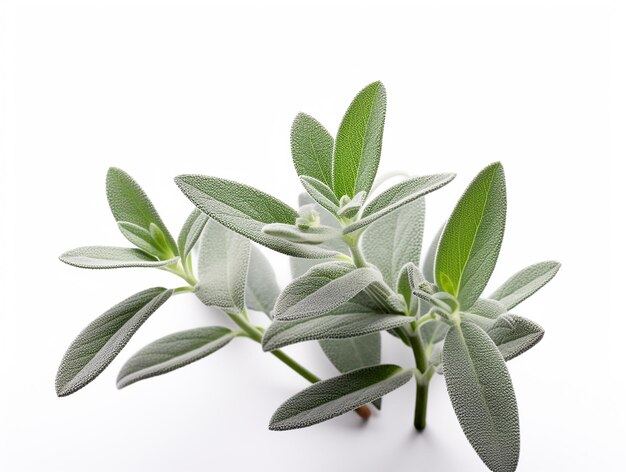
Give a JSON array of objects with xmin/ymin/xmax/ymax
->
[{"xmin": 1, "ymin": 0, "xmax": 625, "ymax": 470}]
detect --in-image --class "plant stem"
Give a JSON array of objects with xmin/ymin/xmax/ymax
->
[
  {"xmin": 414, "ymin": 382, "xmax": 429, "ymax": 432},
  {"xmin": 408, "ymin": 327, "xmax": 430, "ymax": 431}
]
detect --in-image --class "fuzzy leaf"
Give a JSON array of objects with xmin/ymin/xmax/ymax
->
[
  {"xmin": 59, "ymin": 246, "xmax": 179, "ymax": 269},
  {"xmin": 299, "ymin": 176, "xmax": 340, "ymax": 215},
  {"xmin": 195, "ymin": 220, "xmax": 250, "ymax": 313},
  {"xmin": 117, "ymin": 222, "xmax": 163, "ymax": 257},
  {"xmin": 262, "ymin": 312, "xmax": 412, "ymax": 351},
  {"xmin": 175, "ymin": 175, "xmax": 337, "ymax": 259},
  {"xmin": 488, "ymin": 314, "xmax": 545, "ymax": 361},
  {"xmin": 55, "ymin": 287, "xmax": 172, "ymax": 396},
  {"xmin": 461, "ymin": 298, "xmax": 507, "ymax": 331},
  {"xmin": 435, "ymin": 162, "xmax": 507, "ymax": 310},
  {"xmin": 177, "ymin": 209, "xmax": 209, "ymax": 259},
  {"xmin": 291, "ymin": 113, "xmax": 334, "ymax": 188},
  {"xmin": 343, "ymin": 174, "xmax": 455, "ymax": 234},
  {"xmin": 246, "ymin": 245, "xmax": 280, "ymax": 318},
  {"xmin": 319, "ymin": 334, "xmax": 381, "ymax": 374},
  {"xmin": 443, "ymin": 321, "xmax": 519, "ymax": 472},
  {"xmin": 116, "ymin": 326, "xmax": 236, "ymax": 388},
  {"xmin": 333, "ymin": 82, "xmax": 386, "ymax": 198},
  {"xmin": 262, "ymin": 223, "xmax": 341, "ymax": 244},
  {"xmin": 422, "ymin": 225, "xmax": 444, "ymax": 284},
  {"xmin": 362, "ymin": 198, "xmax": 425, "ymax": 288},
  {"xmin": 490, "ymin": 261, "xmax": 561, "ymax": 310},
  {"xmin": 106, "ymin": 168, "xmax": 178, "ymax": 256},
  {"xmin": 273, "ymin": 263, "xmax": 387, "ymax": 321},
  {"xmin": 269, "ymin": 364, "xmax": 412, "ymax": 430}
]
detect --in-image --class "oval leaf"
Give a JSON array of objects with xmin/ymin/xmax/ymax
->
[
  {"xmin": 246, "ymin": 245, "xmax": 281, "ymax": 318},
  {"xmin": 59, "ymin": 246, "xmax": 179, "ymax": 269},
  {"xmin": 319, "ymin": 333, "xmax": 380, "ymax": 374},
  {"xmin": 175, "ymin": 175, "xmax": 337, "ymax": 259},
  {"xmin": 55, "ymin": 287, "xmax": 172, "ymax": 396},
  {"xmin": 262, "ymin": 223, "xmax": 341, "ymax": 244},
  {"xmin": 488, "ymin": 314, "xmax": 545, "ymax": 361},
  {"xmin": 435, "ymin": 162, "xmax": 507, "ymax": 310},
  {"xmin": 106, "ymin": 167, "xmax": 178, "ymax": 256},
  {"xmin": 195, "ymin": 220, "xmax": 250, "ymax": 313},
  {"xmin": 299, "ymin": 176, "xmax": 340, "ymax": 215},
  {"xmin": 490, "ymin": 261, "xmax": 561, "ymax": 310},
  {"xmin": 461, "ymin": 298, "xmax": 507, "ymax": 331},
  {"xmin": 116, "ymin": 326, "xmax": 236, "ymax": 389},
  {"xmin": 269, "ymin": 364, "xmax": 412, "ymax": 430},
  {"xmin": 343, "ymin": 174, "xmax": 455, "ymax": 234},
  {"xmin": 443, "ymin": 321, "xmax": 519, "ymax": 472},
  {"xmin": 177, "ymin": 208, "xmax": 209, "ymax": 259},
  {"xmin": 291, "ymin": 113, "xmax": 334, "ymax": 188},
  {"xmin": 333, "ymin": 81, "xmax": 386, "ymax": 198}
]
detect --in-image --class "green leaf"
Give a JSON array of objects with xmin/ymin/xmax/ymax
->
[
  {"xmin": 422, "ymin": 225, "xmax": 444, "ymax": 283},
  {"xmin": 177, "ymin": 209, "xmax": 209, "ymax": 259},
  {"xmin": 59, "ymin": 246, "xmax": 179, "ymax": 269},
  {"xmin": 262, "ymin": 311, "xmax": 412, "ymax": 351},
  {"xmin": 333, "ymin": 81, "xmax": 386, "ymax": 198},
  {"xmin": 319, "ymin": 333, "xmax": 381, "ymax": 374},
  {"xmin": 55, "ymin": 287, "xmax": 172, "ymax": 396},
  {"xmin": 299, "ymin": 176, "xmax": 340, "ymax": 215},
  {"xmin": 262, "ymin": 223, "xmax": 341, "ymax": 244},
  {"xmin": 106, "ymin": 167, "xmax": 178, "ymax": 256},
  {"xmin": 488, "ymin": 314, "xmax": 545, "ymax": 361},
  {"xmin": 490, "ymin": 261, "xmax": 561, "ymax": 310},
  {"xmin": 461, "ymin": 298, "xmax": 507, "ymax": 331},
  {"xmin": 195, "ymin": 220, "xmax": 250, "ymax": 313},
  {"xmin": 116, "ymin": 326, "xmax": 236, "ymax": 389},
  {"xmin": 435, "ymin": 162, "xmax": 507, "ymax": 310},
  {"xmin": 273, "ymin": 263, "xmax": 387, "ymax": 321},
  {"xmin": 269, "ymin": 364, "xmax": 412, "ymax": 430},
  {"xmin": 443, "ymin": 321, "xmax": 519, "ymax": 472},
  {"xmin": 362, "ymin": 198, "xmax": 425, "ymax": 288},
  {"xmin": 246, "ymin": 245, "xmax": 280, "ymax": 318},
  {"xmin": 336, "ymin": 191, "xmax": 366, "ymax": 218},
  {"xmin": 343, "ymin": 174, "xmax": 455, "ymax": 234},
  {"xmin": 291, "ymin": 113, "xmax": 334, "ymax": 188},
  {"xmin": 117, "ymin": 222, "xmax": 163, "ymax": 256},
  {"xmin": 175, "ymin": 175, "xmax": 338, "ymax": 259}
]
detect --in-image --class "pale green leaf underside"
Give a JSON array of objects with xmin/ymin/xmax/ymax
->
[
  {"xmin": 59, "ymin": 246, "xmax": 179, "ymax": 269},
  {"xmin": 116, "ymin": 326, "xmax": 236, "ymax": 389},
  {"xmin": 343, "ymin": 173, "xmax": 455, "ymax": 234},
  {"xmin": 490, "ymin": 261, "xmax": 561, "ymax": 310},
  {"xmin": 246, "ymin": 245, "xmax": 281, "ymax": 318},
  {"xmin": 333, "ymin": 81, "xmax": 386, "ymax": 198},
  {"xmin": 262, "ymin": 223, "xmax": 341, "ymax": 244},
  {"xmin": 362, "ymin": 198, "xmax": 425, "ymax": 288},
  {"xmin": 422, "ymin": 225, "xmax": 444, "ymax": 284},
  {"xmin": 195, "ymin": 220, "xmax": 250, "ymax": 313},
  {"xmin": 443, "ymin": 321, "xmax": 519, "ymax": 472},
  {"xmin": 435, "ymin": 162, "xmax": 507, "ymax": 310},
  {"xmin": 461, "ymin": 298, "xmax": 507, "ymax": 331},
  {"xmin": 299, "ymin": 176, "xmax": 340, "ymax": 214},
  {"xmin": 55, "ymin": 287, "xmax": 172, "ymax": 396},
  {"xmin": 262, "ymin": 312, "xmax": 412, "ymax": 351},
  {"xmin": 175, "ymin": 175, "xmax": 337, "ymax": 259},
  {"xmin": 118, "ymin": 221, "xmax": 163, "ymax": 257},
  {"xmin": 106, "ymin": 167, "xmax": 178, "ymax": 255},
  {"xmin": 177, "ymin": 208, "xmax": 209, "ymax": 259},
  {"xmin": 319, "ymin": 333, "xmax": 381, "ymax": 374},
  {"xmin": 291, "ymin": 113, "xmax": 334, "ymax": 188},
  {"xmin": 269, "ymin": 364, "xmax": 412, "ymax": 430},
  {"xmin": 488, "ymin": 314, "xmax": 544, "ymax": 361}
]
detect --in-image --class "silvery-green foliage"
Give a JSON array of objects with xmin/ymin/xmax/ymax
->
[
  {"xmin": 291, "ymin": 113, "xmax": 334, "ymax": 189},
  {"xmin": 461, "ymin": 298, "xmax": 507, "ymax": 331},
  {"xmin": 56, "ymin": 287, "xmax": 172, "ymax": 396},
  {"xmin": 59, "ymin": 246, "xmax": 179, "ymax": 269},
  {"xmin": 490, "ymin": 261, "xmax": 561, "ymax": 310},
  {"xmin": 117, "ymin": 326, "xmax": 237, "ymax": 389},
  {"xmin": 336, "ymin": 191, "xmax": 366, "ymax": 218},
  {"xmin": 262, "ymin": 222, "xmax": 341, "ymax": 244},
  {"xmin": 245, "ymin": 245, "xmax": 280, "ymax": 318},
  {"xmin": 269, "ymin": 365, "xmax": 413, "ymax": 431},
  {"xmin": 177, "ymin": 209, "xmax": 209, "ymax": 260},
  {"xmin": 488, "ymin": 314, "xmax": 545, "ymax": 361},
  {"xmin": 443, "ymin": 321, "xmax": 520, "ymax": 472},
  {"xmin": 195, "ymin": 220, "xmax": 250, "ymax": 313},
  {"xmin": 319, "ymin": 334, "xmax": 380, "ymax": 376},
  {"xmin": 299, "ymin": 176, "xmax": 340, "ymax": 214}
]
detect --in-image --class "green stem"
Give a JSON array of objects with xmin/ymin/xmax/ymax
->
[
  {"xmin": 173, "ymin": 286, "xmax": 194, "ymax": 295},
  {"xmin": 414, "ymin": 382, "xmax": 429, "ymax": 431},
  {"xmin": 408, "ymin": 328, "xmax": 430, "ymax": 431}
]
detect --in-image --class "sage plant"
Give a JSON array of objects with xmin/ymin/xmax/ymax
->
[{"xmin": 174, "ymin": 82, "xmax": 560, "ymax": 472}]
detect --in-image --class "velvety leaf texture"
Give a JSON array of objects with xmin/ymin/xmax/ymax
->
[
  {"xmin": 488, "ymin": 314, "xmax": 545, "ymax": 361},
  {"xmin": 343, "ymin": 174, "xmax": 455, "ymax": 234},
  {"xmin": 246, "ymin": 245, "xmax": 281, "ymax": 318},
  {"xmin": 319, "ymin": 334, "xmax": 381, "ymax": 374},
  {"xmin": 333, "ymin": 81, "xmax": 386, "ymax": 198},
  {"xmin": 117, "ymin": 221, "xmax": 163, "ymax": 257},
  {"xmin": 116, "ymin": 326, "xmax": 236, "ymax": 388},
  {"xmin": 195, "ymin": 220, "xmax": 250, "ymax": 313},
  {"xmin": 422, "ymin": 225, "xmax": 444, "ymax": 284},
  {"xmin": 175, "ymin": 175, "xmax": 337, "ymax": 259},
  {"xmin": 106, "ymin": 167, "xmax": 178, "ymax": 255},
  {"xmin": 55, "ymin": 287, "xmax": 172, "ymax": 396},
  {"xmin": 177, "ymin": 209, "xmax": 209, "ymax": 259},
  {"xmin": 362, "ymin": 198, "xmax": 425, "ymax": 288},
  {"xmin": 435, "ymin": 162, "xmax": 507, "ymax": 310},
  {"xmin": 59, "ymin": 246, "xmax": 179, "ymax": 269},
  {"xmin": 443, "ymin": 321, "xmax": 520, "ymax": 472},
  {"xmin": 461, "ymin": 298, "xmax": 507, "ymax": 331},
  {"xmin": 269, "ymin": 364, "xmax": 412, "ymax": 430},
  {"xmin": 490, "ymin": 261, "xmax": 561, "ymax": 310},
  {"xmin": 299, "ymin": 176, "xmax": 340, "ymax": 214},
  {"xmin": 291, "ymin": 113, "xmax": 334, "ymax": 188}
]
